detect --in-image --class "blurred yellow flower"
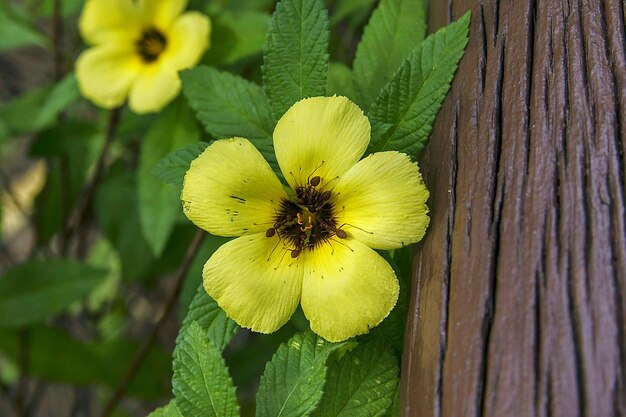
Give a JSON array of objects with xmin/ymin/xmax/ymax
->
[
  {"xmin": 181, "ymin": 96, "xmax": 430, "ymax": 342},
  {"xmin": 76, "ymin": 0, "xmax": 210, "ymax": 113}
]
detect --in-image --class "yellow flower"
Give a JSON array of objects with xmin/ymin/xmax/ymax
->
[
  {"xmin": 181, "ymin": 96, "xmax": 430, "ymax": 342},
  {"xmin": 76, "ymin": 0, "xmax": 210, "ymax": 113}
]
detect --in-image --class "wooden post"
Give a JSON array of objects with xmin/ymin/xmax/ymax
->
[{"xmin": 400, "ymin": 1, "xmax": 626, "ymax": 416}]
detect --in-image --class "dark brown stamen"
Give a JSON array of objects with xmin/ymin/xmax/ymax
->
[
  {"xmin": 336, "ymin": 229, "xmax": 347, "ymax": 239},
  {"xmin": 265, "ymin": 228, "xmax": 276, "ymax": 238},
  {"xmin": 136, "ymin": 28, "xmax": 167, "ymax": 62},
  {"xmin": 309, "ymin": 176, "xmax": 321, "ymax": 187}
]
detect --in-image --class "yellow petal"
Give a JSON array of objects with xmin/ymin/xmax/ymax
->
[
  {"xmin": 139, "ymin": 0, "xmax": 187, "ymax": 30},
  {"xmin": 127, "ymin": 63, "xmax": 180, "ymax": 113},
  {"xmin": 76, "ymin": 44, "xmax": 142, "ymax": 109},
  {"xmin": 79, "ymin": 0, "xmax": 142, "ymax": 45},
  {"xmin": 181, "ymin": 138, "xmax": 288, "ymax": 236},
  {"xmin": 332, "ymin": 151, "xmax": 429, "ymax": 250},
  {"xmin": 301, "ymin": 239, "xmax": 399, "ymax": 342},
  {"xmin": 203, "ymin": 233, "xmax": 304, "ymax": 333},
  {"xmin": 161, "ymin": 12, "xmax": 211, "ymax": 70},
  {"xmin": 273, "ymin": 96, "xmax": 370, "ymax": 191}
]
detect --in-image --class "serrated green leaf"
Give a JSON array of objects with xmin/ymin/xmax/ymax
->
[
  {"xmin": 256, "ymin": 331, "xmax": 347, "ymax": 417},
  {"xmin": 181, "ymin": 285, "xmax": 238, "ymax": 351},
  {"xmin": 204, "ymin": 10, "xmax": 270, "ymax": 66},
  {"xmin": 152, "ymin": 142, "xmax": 209, "ymax": 191},
  {"xmin": 181, "ymin": 66, "xmax": 277, "ymax": 170},
  {"xmin": 138, "ymin": 99, "xmax": 200, "ymax": 257},
  {"xmin": 353, "ymin": 0, "xmax": 427, "ymax": 109},
  {"xmin": 368, "ymin": 11, "xmax": 471, "ymax": 157},
  {"xmin": 0, "ymin": 260, "xmax": 107, "ymax": 328},
  {"xmin": 173, "ymin": 321, "xmax": 240, "ymax": 417},
  {"xmin": 147, "ymin": 401, "xmax": 183, "ymax": 417},
  {"xmin": 262, "ymin": 0, "xmax": 329, "ymax": 119},
  {"xmin": 313, "ymin": 341, "xmax": 398, "ymax": 417},
  {"xmin": 382, "ymin": 386, "xmax": 400, "ymax": 417}
]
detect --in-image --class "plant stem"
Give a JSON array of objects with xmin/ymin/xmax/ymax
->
[
  {"xmin": 65, "ymin": 107, "xmax": 122, "ymax": 254},
  {"xmin": 98, "ymin": 229, "xmax": 206, "ymax": 417},
  {"xmin": 15, "ymin": 330, "xmax": 29, "ymax": 417},
  {"xmin": 51, "ymin": 0, "xmax": 63, "ymax": 81}
]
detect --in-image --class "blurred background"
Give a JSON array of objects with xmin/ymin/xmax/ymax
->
[{"xmin": 0, "ymin": 0, "xmax": 382, "ymax": 416}]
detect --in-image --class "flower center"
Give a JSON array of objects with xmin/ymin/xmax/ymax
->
[
  {"xmin": 136, "ymin": 28, "xmax": 167, "ymax": 62},
  {"xmin": 266, "ymin": 176, "xmax": 346, "ymax": 258}
]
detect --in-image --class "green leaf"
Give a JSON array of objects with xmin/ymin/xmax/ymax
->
[
  {"xmin": 138, "ymin": 99, "xmax": 200, "ymax": 256},
  {"xmin": 262, "ymin": 0, "xmax": 329, "ymax": 119},
  {"xmin": 256, "ymin": 331, "xmax": 348, "ymax": 417},
  {"xmin": 31, "ymin": 121, "xmax": 104, "ymax": 242},
  {"xmin": 173, "ymin": 321, "xmax": 240, "ymax": 417},
  {"xmin": 152, "ymin": 142, "xmax": 209, "ymax": 191},
  {"xmin": 0, "ymin": 74, "xmax": 79, "ymax": 144},
  {"xmin": 204, "ymin": 10, "xmax": 270, "ymax": 66},
  {"xmin": 0, "ymin": 260, "xmax": 107, "ymax": 328},
  {"xmin": 95, "ymin": 168, "xmax": 156, "ymax": 282},
  {"xmin": 327, "ymin": 63, "xmax": 355, "ymax": 100},
  {"xmin": 181, "ymin": 284, "xmax": 238, "ymax": 351},
  {"xmin": 0, "ymin": 86, "xmax": 51, "ymax": 142},
  {"xmin": 0, "ymin": 325, "xmax": 171, "ymax": 399},
  {"xmin": 353, "ymin": 0, "xmax": 427, "ymax": 109},
  {"xmin": 368, "ymin": 11, "xmax": 471, "ymax": 157},
  {"xmin": 147, "ymin": 401, "xmax": 183, "ymax": 417},
  {"xmin": 313, "ymin": 342, "xmax": 398, "ymax": 417},
  {"xmin": 34, "ymin": 0, "xmax": 85, "ymax": 18},
  {"xmin": 34, "ymin": 73, "xmax": 80, "ymax": 128},
  {"xmin": 0, "ymin": 3, "xmax": 47, "ymax": 50},
  {"xmin": 181, "ymin": 66, "xmax": 277, "ymax": 170},
  {"xmin": 329, "ymin": 0, "xmax": 376, "ymax": 26},
  {"xmin": 85, "ymin": 238, "xmax": 122, "ymax": 311}
]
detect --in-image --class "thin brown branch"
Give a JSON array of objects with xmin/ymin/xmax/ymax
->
[
  {"xmin": 15, "ymin": 330, "xmax": 29, "ymax": 417},
  {"xmin": 98, "ymin": 229, "xmax": 206, "ymax": 417},
  {"xmin": 51, "ymin": 0, "xmax": 63, "ymax": 81},
  {"xmin": 64, "ymin": 106, "xmax": 122, "ymax": 252}
]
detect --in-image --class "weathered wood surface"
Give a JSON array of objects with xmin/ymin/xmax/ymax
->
[{"xmin": 400, "ymin": 1, "xmax": 626, "ymax": 416}]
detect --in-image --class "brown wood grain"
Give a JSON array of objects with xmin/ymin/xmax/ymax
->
[{"xmin": 400, "ymin": 1, "xmax": 626, "ymax": 416}]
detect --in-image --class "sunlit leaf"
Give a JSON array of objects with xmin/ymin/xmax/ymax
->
[
  {"xmin": 256, "ymin": 331, "xmax": 349, "ymax": 417},
  {"xmin": 313, "ymin": 341, "xmax": 399, "ymax": 417},
  {"xmin": 173, "ymin": 321, "xmax": 239, "ymax": 417},
  {"xmin": 181, "ymin": 66, "xmax": 277, "ymax": 170},
  {"xmin": 152, "ymin": 142, "xmax": 209, "ymax": 191},
  {"xmin": 353, "ymin": 0, "xmax": 427, "ymax": 109},
  {"xmin": 262, "ymin": 0, "xmax": 329, "ymax": 119},
  {"xmin": 368, "ymin": 11, "xmax": 471, "ymax": 157},
  {"xmin": 180, "ymin": 284, "xmax": 238, "ymax": 351}
]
